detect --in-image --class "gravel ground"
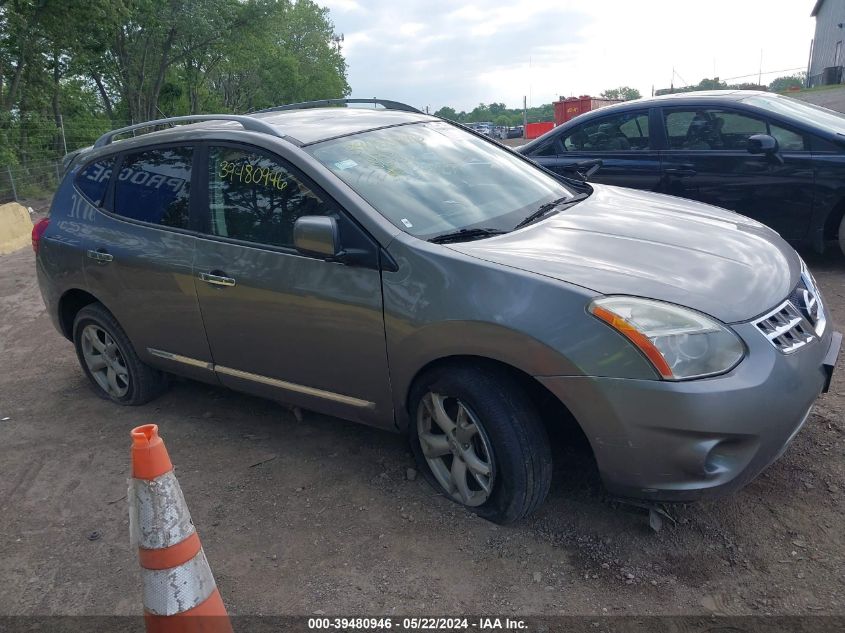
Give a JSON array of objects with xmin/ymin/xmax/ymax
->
[{"xmin": 0, "ymin": 240, "xmax": 843, "ymax": 618}]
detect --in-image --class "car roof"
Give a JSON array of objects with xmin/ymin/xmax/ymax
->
[
  {"xmin": 520, "ymin": 90, "xmax": 787, "ymax": 151},
  {"xmin": 108, "ymin": 107, "xmax": 439, "ymax": 150},
  {"xmin": 581, "ymin": 90, "xmax": 770, "ymax": 115},
  {"xmin": 243, "ymin": 107, "xmax": 436, "ymax": 145}
]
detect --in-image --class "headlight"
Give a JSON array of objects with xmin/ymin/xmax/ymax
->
[{"xmin": 588, "ymin": 296, "xmax": 745, "ymax": 380}]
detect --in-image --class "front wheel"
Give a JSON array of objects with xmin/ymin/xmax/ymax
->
[{"xmin": 409, "ymin": 364, "xmax": 552, "ymax": 524}]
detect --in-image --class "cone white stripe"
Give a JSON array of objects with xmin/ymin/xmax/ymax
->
[
  {"xmin": 131, "ymin": 471, "xmax": 196, "ymax": 550},
  {"xmin": 142, "ymin": 548, "xmax": 217, "ymax": 616}
]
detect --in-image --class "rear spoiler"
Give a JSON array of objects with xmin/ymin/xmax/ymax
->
[{"xmin": 62, "ymin": 146, "xmax": 92, "ymax": 175}]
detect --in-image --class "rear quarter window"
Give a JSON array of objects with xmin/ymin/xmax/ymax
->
[{"xmin": 75, "ymin": 157, "xmax": 115, "ymax": 206}]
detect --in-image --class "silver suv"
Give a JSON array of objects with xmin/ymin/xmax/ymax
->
[{"xmin": 34, "ymin": 99, "xmax": 841, "ymax": 523}]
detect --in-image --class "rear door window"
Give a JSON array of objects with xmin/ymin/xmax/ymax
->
[
  {"xmin": 534, "ymin": 139, "xmax": 562, "ymax": 156},
  {"xmin": 562, "ymin": 111, "xmax": 650, "ymax": 151},
  {"xmin": 112, "ymin": 147, "xmax": 193, "ymax": 229},
  {"xmin": 206, "ymin": 145, "xmax": 333, "ymax": 249},
  {"xmin": 75, "ymin": 157, "xmax": 115, "ymax": 206}
]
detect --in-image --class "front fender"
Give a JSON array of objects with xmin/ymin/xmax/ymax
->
[{"xmin": 383, "ymin": 235, "xmax": 658, "ymax": 429}]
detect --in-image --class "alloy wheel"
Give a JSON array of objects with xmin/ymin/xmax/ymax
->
[
  {"xmin": 417, "ymin": 391, "xmax": 495, "ymax": 507},
  {"xmin": 80, "ymin": 324, "xmax": 130, "ymax": 398}
]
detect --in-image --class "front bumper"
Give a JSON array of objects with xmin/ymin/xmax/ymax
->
[{"xmin": 538, "ymin": 324, "xmax": 841, "ymax": 502}]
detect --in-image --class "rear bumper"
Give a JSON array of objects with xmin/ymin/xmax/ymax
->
[
  {"xmin": 538, "ymin": 324, "xmax": 840, "ymax": 502},
  {"xmin": 35, "ymin": 256, "xmax": 66, "ymax": 338}
]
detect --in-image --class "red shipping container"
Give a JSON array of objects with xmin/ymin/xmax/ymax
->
[
  {"xmin": 553, "ymin": 95, "xmax": 622, "ymax": 126},
  {"xmin": 524, "ymin": 121, "xmax": 554, "ymax": 139}
]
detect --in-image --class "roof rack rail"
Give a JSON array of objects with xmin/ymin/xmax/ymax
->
[
  {"xmin": 256, "ymin": 98, "xmax": 423, "ymax": 114},
  {"xmin": 93, "ymin": 114, "xmax": 286, "ymax": 148}
]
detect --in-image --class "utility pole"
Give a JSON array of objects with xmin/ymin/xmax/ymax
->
[
  {"xmin": 7, "ymin": 166, "xmax": 17, "ymax": 202},
  {"xmin": 59, "ymin": 114, "xmax": 68, "ymax": 155},
  {"xmin": 758, "ymin": 49, "xmax": 763, "ymax": 85},
  {"xmin": 522, "ymin": 96, "xmax": 527, "ymax": 139}
]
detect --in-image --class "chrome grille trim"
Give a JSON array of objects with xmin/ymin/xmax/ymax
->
[
  {"xmin": 753, "ymin": 300, "xmax": 815, "ymax": 354},
  {"xmin": 754, "ymin": 260, "xmax": 827, "ymax": 354},
  {"xmin": 798, "ymin": 262, "xmax": 826, "ymax": 337}
]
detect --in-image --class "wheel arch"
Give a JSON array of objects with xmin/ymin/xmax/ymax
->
[
  {"xmin": 57, "ymin": 288, "xmax": 103, "ymax": 340},
  {"xmin": 401, "ymin": 355, "xmax": 590, "ymax": 450},
  {"xmin": 823, "ymin": 195, "xmax": 845, "ymax": 242}
]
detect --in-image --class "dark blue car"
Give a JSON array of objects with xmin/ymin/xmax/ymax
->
[{"xmin": 519, "ymin": 90, "xmax": 845, "ymax": 255}]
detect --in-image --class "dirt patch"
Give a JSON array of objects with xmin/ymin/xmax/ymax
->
[{"xmin": 0, "ymin": 245, "xmax": 843, "ymax": 617}]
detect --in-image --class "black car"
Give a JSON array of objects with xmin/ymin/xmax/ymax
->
[
  {"xmin": 507, "ymin": 125, "xmax": 524, "ymax": 139},
  {"xmin": 519, "ymin": 90, "xmax": 845, "ymax": 255}
]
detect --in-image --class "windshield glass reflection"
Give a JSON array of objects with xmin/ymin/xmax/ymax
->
[{"xmin": 307, "ymin": 121, "xmax": 573, "ymax": 239}]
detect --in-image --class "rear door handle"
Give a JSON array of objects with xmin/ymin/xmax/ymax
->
[
  {"xmin": 199, "ymin": 272, "xmax": 236, "ymax": 287},
  {"xmin": 86, "ymin": 249, "xmax": 113, "ymax": 263},
  {"xmin": 664, "ymin": 165, "xmax": 697, "ymax": 177}
]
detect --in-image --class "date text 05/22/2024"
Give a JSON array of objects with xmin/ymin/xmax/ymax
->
[{"xmin": 307, "ymin": 617, "xmax": 528, "ymax": 630}]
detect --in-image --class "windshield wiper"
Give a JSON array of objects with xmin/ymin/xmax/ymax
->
[
  {"xmin": 429, "ymin": 227, "xmax": 508, "ymax": 244},
  {"xmin": 513, "ymin": 192, "xmax": 590, "ymax": 230}
]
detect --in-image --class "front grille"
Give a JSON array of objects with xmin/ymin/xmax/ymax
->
[
  {"xmin": 753, "ymin": 261, "xmax": 826, "ymax": 354},
  {"xmin": 754, "ymin": 301, "xmax": 816, "ymax": 353}
]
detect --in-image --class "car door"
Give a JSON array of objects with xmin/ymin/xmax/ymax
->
[
  {"xmin": 81, "ymin": 144, "xmax": 215, "ymax": 383},
  {"xmin": 528, "ymin": 108, "xmax": 663, "ymax": 191},
  {"xmin": 193, "ymin": 143, "xmax": 393, "ymax": 427},
  {"xmin": 658, "ymin": 106, "xmax": 815, "ymax": 241}
]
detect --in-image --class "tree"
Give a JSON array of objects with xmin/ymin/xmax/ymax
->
[
  {"xmin": 0, "ymin": 0, "xmax": 351, "ymax": 177},
  {"xmin": 769, "ymin": 73, "xmax": 806, "ymax": 93},
  {"xmin": 434, "ymin": 106, "xmax": 458, "ymax": 121},
  {"xmin": 600, "ymin": 86, "xmax": 641, "ymax": 101}
]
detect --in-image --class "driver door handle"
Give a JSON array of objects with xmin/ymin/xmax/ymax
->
[{"xmin": 199, "ymin": 272, "xmax": 236, "ymax": 287}]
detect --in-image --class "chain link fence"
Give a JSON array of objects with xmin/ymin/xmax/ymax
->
[
  {"xmin": 1, "ymin": 116, "xmax": 132, "ymax": 211},
  {"xmin": 0, "ymin": 159, "xmax": 64, "ymax": 211}
]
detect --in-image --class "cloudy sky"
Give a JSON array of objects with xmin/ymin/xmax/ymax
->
[{"xmin": 322, "ymin": 0, "xmax": 816, "ymax": 112}]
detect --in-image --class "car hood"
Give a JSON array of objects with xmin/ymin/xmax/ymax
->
[{"xmin": 447, "ymin": 185, "xmax": 800, "ymax": 323}]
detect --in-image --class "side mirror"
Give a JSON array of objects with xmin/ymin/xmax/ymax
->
[
  {"xmin": 293, "ymin": 216, "xmax": 341, "ymax": 258},
  {"xmin": 747, "ymin": 134, "xmax": 778, "ymax": 155},
  {"xmin": 575, "ymin": 158, "xmax": 603, "ymax": 181},
  {"xmin": 747, "ymin": 134, "xmax": 784, "ymax": 165}
]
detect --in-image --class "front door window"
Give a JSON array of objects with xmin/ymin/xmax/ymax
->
[
  {"xmin": 663, "ymin": 108, "xmax": 806, "ymax": 151},
  {"xmin": 207, "ymin": 146, "xmax": 332, "ymax": 249}
]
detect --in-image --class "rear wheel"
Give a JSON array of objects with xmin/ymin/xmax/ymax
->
[
  {"xmin": 73, "ymin": 303, "xmax": 168, "ymax": 405},
  {"xmin": 409, "ymin": 363, "xmax": 552, "ymax": 524}
]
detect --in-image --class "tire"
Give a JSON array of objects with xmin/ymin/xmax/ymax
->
[
  {"xmin": 839, "ymin": 214, "xmax": 845, "ymax": 257},
  {"xmin": 409, "ymin": 362, "xmax": 552, "ymax": 524},
  {"xmin": 72, "ymin": 303, "xmax": 168, "ymax": 405}
]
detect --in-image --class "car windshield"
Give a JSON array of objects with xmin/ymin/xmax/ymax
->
[
  {"xmin": 743, "ymin": 94, "xmax": 845, "ymax": 134},
  {"xmin": 306, "ymin": 121, "xmax": 574, "ymax": 239}
]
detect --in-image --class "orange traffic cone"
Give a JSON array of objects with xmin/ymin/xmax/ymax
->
[{"xmin": 129, "ymin": 424, "xmax": 233, "ymax": 633}]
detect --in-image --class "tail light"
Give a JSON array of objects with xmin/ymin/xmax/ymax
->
[{"xmin": 32, "ymin": 217, "xmax": 50, "ymax": 254}]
